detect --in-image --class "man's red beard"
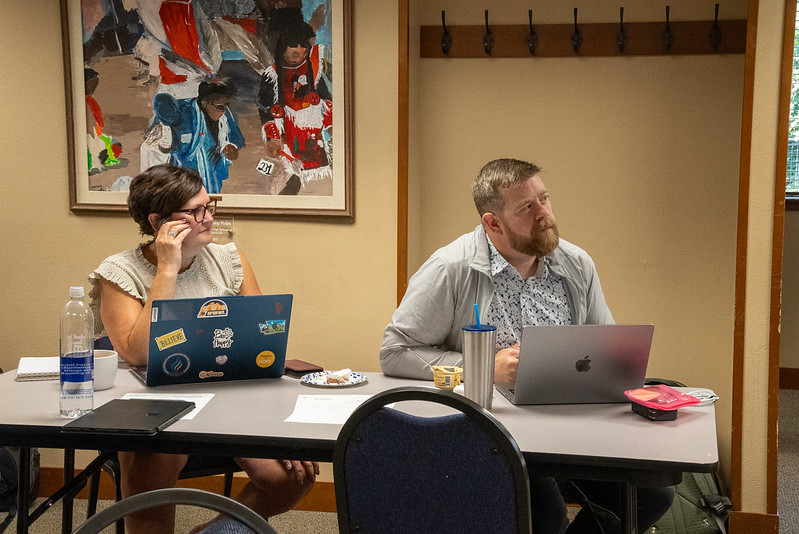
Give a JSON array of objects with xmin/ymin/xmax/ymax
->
[{"xmin": 506, "ymin": 217, "xmax": 560, "ymax": 258}]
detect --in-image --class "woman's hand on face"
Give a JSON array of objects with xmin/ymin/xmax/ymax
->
[{"xmin": 154, "ymin": 218, "xmax": 191, "ymax": 272}]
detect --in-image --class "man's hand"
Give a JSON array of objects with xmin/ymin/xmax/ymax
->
[{"xmin": 494, "ymin": 344, "xmax": 520, "ymax": 383}]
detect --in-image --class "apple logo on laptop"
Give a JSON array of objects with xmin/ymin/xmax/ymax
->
[{"xmin": 575, "ymin": 356, "xmax": 591, "ymax": 372}]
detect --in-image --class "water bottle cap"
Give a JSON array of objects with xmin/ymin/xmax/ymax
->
[{"xmin": 69, "ymin": 286, "xmax": 85, "ymax": 298}]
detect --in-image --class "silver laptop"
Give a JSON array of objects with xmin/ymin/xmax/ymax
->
[{"xmin": 495, "ymin": 324, "xmax": 653, "ymax": 405}]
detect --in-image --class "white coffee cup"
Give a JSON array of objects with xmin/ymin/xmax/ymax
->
[{"xmin": 94, "ymin": 349, "xmax": 119, "ymax": 391}]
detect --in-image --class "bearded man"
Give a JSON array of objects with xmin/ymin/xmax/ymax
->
[
  {"xmin": 379, "ymin": 158, "xmax": 676, "ymax": 534},
  {"xmin": 380, "ymin": 157, "xmax": 614, "ymax": 383}
]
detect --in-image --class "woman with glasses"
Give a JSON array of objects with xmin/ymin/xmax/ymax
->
[{"xmin": 88, "ymin": 164, "xmax": 318, "ymax": 534}]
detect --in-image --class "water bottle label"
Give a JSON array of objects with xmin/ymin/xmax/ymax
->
[{"xmin": 60, "ymin": 351, "xmax": 93, "ymax": 383}]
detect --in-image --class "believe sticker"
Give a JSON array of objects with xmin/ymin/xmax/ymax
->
[{"xmin": 155, "ymin": 329, "xmax": 186, "ymax": 351}]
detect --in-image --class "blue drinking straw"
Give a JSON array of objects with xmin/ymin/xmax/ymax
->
[{"xmin": 474, "ymin": 303, "xmax": 481, "ymax": 328}]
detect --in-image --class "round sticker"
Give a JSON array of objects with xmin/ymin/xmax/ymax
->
[
  {"xmin": 163, "ymin": 353, "xmax": 190, "ymax": 377},
  {"xmin": 256, "ymin": 351, "xmax": 276, "ymax": 368}
]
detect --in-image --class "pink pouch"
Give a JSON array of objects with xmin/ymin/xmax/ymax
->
[
  {"xmin": 625, "ymin": 385, "xmax": 701, "ymax": 420},
  {"xmin": 625, "ymin": 384, "xmax": 701, "ymax": 409}
]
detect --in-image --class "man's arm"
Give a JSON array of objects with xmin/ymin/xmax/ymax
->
[
  {"xmin": 380, "ymin": 256, "xmax": 464, "ymax": 379},
  {"xmin": 583, "ymin": 254, "xmax": 614, "ymax": 325}
]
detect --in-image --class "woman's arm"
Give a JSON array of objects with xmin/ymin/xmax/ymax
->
[
  {"xmin": 99, "ymin": 272, "xmax": 176, "ymax": 366},
  {"xmin": 100, "ymin": 219, "xmax": 191, "ymax": 366},
  {"xmin": 238, "ymin": 250, "xmax": 262, "ymax": 296}
]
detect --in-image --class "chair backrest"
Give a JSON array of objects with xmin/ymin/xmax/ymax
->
[
  {"xmin": 72, "ymin": 488, "xmax": 276, "ymax": 534},
  {"xmin": 333, "ymin": 386, "xmax": 532, "ymax": 534}
]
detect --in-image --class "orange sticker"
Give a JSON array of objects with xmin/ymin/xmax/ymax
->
[{"xmin": 256, "ymin": 351, "xmax": 276, "ymax": 368}]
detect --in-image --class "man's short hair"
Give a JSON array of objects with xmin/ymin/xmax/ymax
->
[
  {"xmin": 472, "ymin": 158, "xmax": 542, "ymax": 215},
  {"xmin": 128, "ymin": 164, "xmax": 204, "ymax": 236}
]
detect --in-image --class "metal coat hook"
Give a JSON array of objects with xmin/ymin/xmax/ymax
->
[
  {"xmin": 709, "ymin": 3, "xmax": 721, "ymax": 51},
  {"xmin": 616, "ymin": 7, "xmax": 628, "ymax": 53},
  {"xmin": 527, "ymin": 9, "xmax": 539, "ymax": 55},
  {"xmin": 440, "ymin": 10, "xmax": 452, "ymax": 54},
  {"xmin": 662, "ymin": 5, "xmax": 675, "ymax": 52},
  {"xmin": 571, "ymin": 8, "xmax": 583, "ymax": 54},
  {"xmin": 483, "ymin": 9, "xmax": 494, "ymax": 55}
]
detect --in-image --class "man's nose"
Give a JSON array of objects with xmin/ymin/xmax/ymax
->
[{"xmin": 532, "ymin": 201, "xmax": 549, "ymax": 219}]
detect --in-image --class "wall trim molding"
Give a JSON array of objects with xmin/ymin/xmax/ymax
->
[
  {"xmin": 730, "ymin": 0, "xmax": 758, "ymax": 512},
  {"xmin": 397, "ymin": 0, "xmax": 409, "ymax": 304},
  {"xmin": 38, "ymin": 468, "xmax": 336, "ymax": 513},
  {"xmin": 728, "ymin": 510, "xmax": 779, "ymax": 533}
]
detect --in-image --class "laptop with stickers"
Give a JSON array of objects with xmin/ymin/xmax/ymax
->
[
  {"xmin": 495, "ymin": 324, "xmax": 653, "ymax": 405},
  {"xmin": 130, "ymin": 294, "xmax": 293, "ymax": 387}
]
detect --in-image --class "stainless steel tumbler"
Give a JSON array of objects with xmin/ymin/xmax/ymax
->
[{"xmin": 462, "ymin": 324, "xmax": 497, "ymax": 410}]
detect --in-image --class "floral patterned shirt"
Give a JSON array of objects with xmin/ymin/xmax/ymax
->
[{"xmin": 486, "ymin": 237, "xmax": 572, "ymax": 349}]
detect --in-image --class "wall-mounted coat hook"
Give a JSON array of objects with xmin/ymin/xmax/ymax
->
[
  {"xmin": 616, "ymin": 7, "xmax": 628, "ymax": 53},
  {"xmin": 527, "ymin": 9, "xmax": 539, "ymax": 55},
  {"xmin": 441, "ymin": 11, "xmax": 453, "ymax": 54},
  {"xmin": 483, "ymin": 10, "xmax": 494, "ymax": 55},
  {"xmin": 662, "ymin": 5, "xmax": 675, "ymax": 52},
  {"xmin": 571, "ymin": 8, "xmax": 583, "ymax": 54},
  {"xmin": 709, "ymin": 3, "xmax": 721, "ymax": 51}
]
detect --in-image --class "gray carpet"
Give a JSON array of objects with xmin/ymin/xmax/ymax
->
[
  {"xmin": 780, "ymin": 389, "xmax": 799, "ymax": 533},
  {"xmin": 8, "ymin": 498, "xmax": 339, "ymax": 533}
]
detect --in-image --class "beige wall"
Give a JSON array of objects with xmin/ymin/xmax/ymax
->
[
  {"xmin": 0, "ymin": 0, "xmax": 399, "ymax": 477},
  {"xmin": 0, "ymin": 0, "xmax": 786, "ymax": 521},
  {"xmin": 410, "ymin": 0, "xmax": 746, "ymax": 484}
]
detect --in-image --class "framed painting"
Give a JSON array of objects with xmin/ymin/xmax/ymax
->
[{"xmin": 61, "ymin": 0, "xmax": 353, "ymax": 218}]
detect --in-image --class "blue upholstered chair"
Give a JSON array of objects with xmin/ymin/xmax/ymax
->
[{"xmin": 333, "ymin": 386, "xmax": 532, "ymax": 534}]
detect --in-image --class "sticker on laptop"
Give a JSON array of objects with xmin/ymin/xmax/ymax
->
[
  {"xmin": 215, "ymin": 355, "xmax": 228, "ymax": 365},
  {"xmin": 199, "ymin": 370, "xmax": 224, "ymax": 379},
  {"xmin": 163, "ymin": 353, "xmax": 191, "ymax": 377},
  {"xmin": 197, "ymin": 299, "xmax": 229, "ymax": 318},
  {"xmin": 212, "ymin": 327, "xmax": 234, "ymax": 349},
  {"xmin": 155, "ymin": 328, "xmax": 187, "ymax": 351},
  {"xmin": 259, "ymin": 320, "xmax": 286, "ymax": 335},
  {"xmin": 256, "ymin": 351, "xmax": 276, "ymax": 368}
]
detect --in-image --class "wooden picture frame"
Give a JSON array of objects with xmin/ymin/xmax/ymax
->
[{"xmin": 61, "ymin": 0, "xmax": 353, "ymax": 218}]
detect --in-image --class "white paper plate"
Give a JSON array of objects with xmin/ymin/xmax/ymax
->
[{"xmin": 300, "ymin": 371, "xmax": 368, "ymax": 387}]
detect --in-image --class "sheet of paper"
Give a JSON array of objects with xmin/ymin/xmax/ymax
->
[
  {"xmin": 120, "ymin": 392, "xmax": 214, "ymax": 420},
  {"xmin": 285, "ymin": 395, "xmax": 375, "ymax": 425}
]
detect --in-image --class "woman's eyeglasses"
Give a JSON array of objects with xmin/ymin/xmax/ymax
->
[{"xmin": 174, "ymin": 200, "xmax": 217, "ymax": 223}]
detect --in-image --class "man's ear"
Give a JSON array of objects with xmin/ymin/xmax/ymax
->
[{"xmin": 482, "ymin": 212, "xmax": 503, "ymax": 234}]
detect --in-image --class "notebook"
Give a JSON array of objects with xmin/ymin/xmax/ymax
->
[
  {"xmin": 15, "ymin": 357, "xmax": 60, "ymax": 381},
  {"xmin": 495, "ymin": 324, "xmax": 654, "ymax": 405},
  {"xmin": 130, "ymin": 294, "xmax": 293, "ymax": 387},
  {"xmin": 61, "ymin": 399, "xmax": 195, "ymax": 436}
]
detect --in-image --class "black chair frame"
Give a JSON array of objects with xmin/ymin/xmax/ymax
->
[{"xmin": 73, "ymin": 488, "xmax": 275, "ymax": 534}]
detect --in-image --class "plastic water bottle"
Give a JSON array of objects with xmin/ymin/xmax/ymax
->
[{"xmin": 59, "ymin": 286, "xmax": 94, "ymax": 417}]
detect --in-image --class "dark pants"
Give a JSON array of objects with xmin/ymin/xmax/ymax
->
[{"xmin": 530, "ymin": 476, "xmax": 675, "ymax": 534}]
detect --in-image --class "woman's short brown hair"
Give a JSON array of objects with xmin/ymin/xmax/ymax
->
[{"xmin": 127, "ymin": 164, "xmax": 204, "ymax": 236}]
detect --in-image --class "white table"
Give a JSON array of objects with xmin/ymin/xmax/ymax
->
[{"xmin": 0, "ymin": 368, "xmax": 718, "ymax": 533}]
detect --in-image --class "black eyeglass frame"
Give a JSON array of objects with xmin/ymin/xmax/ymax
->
[{"xmin": 173, "ymin": 200, "xmax": 218, "ymax": 223}]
